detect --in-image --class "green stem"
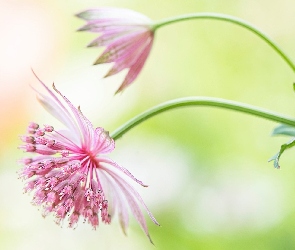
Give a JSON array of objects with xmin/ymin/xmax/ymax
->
[
  {"xmin": 111, "ymin": 97, "xmax": 295, "ymax": 140},
  {"xmin": 152, "ymin": 13, "xmax": 295, "ymax": 72}
]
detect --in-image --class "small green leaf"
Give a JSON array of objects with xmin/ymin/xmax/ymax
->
[
  {"xmin": 272, "ymin": 124, "xmax": 295, "ymax": 137},
  {"xmin": 269, "ymin": 138, "xmax": 295, "ymax": 169},
  {"xmin": 293, "ymin": 82, "xmax": 295, "ymax": 92}
]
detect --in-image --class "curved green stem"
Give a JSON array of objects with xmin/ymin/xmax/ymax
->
[
  {"xmin": 111, "ymin": 97, "xmax": 295, "ymax": 140},
  {"xmin": 152, "ymin": 13, "xmax": 295, "ymax": 72}
]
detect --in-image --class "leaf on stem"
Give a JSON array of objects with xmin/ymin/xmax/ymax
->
[
  {"xmin": 272, "ymin": 124, "xmax": 295, "ymax": 137},
  {"xmin": 269, "ymin": 138, "xmax": 295, "ymax": 169}
]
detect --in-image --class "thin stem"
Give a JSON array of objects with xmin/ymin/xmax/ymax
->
[
  {"xmin": 152, "ymin": 13, "xmax": 295, "ymax": 72},
  {"xmin": 110, "ymin": 97, "xmax": 295, "ymax": 140}
]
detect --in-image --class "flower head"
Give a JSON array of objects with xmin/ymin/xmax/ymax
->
[
  {"xmin": 77, "ymin": 7, "xmax": 154, "ymax": 93},
  {"xmin": 18, "ymin": 72, "xmax": 159, "ymax": 242}
]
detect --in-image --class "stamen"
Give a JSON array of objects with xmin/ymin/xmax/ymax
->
[
  {"xmin": 20, "ymin": 136, "xmax": 35, "ymax": 144},
  {"xmin": 64, "ymin": 197, "xmax": 74, "ymax": 210},
  {"xmin": 28, "ymin": 122, "xmax": 39, "ymax": 129},
  {"xmin": 59, "ymin": 185, "xmax": 72, "ymax": 199},
  {"xmin": 89, "ymin": 213, "xmax": 99, "ymax": 229},
  {"xmin": 56, "ymin": 205, "xmax": 67, "ymax": 220},
  {"xmin": 35, "ymin": 129, "xmax": 45, "ymax": 137},
  {"xmin": 24, "ymin": 181, "xmax": 35, "ymax": 193},
  {"xmin": 35, "ymin": 177, "xmax": 46, "ymax": 187},
  {"xmin": 27, "ymin": 128, "xmax": 36, "ymax": 134},
  {"xmin": 46, "ymin": 177, "xmax": 58, "ymax": 189},
  {"xmin": 44, "ymin": 160, "xmax": 56, "ymax": 169},
  {"xmin": 35, "ymin": 137, "xmax": 48, "ymax": 145},
  {"xmin": 84, "ymin": 188, "xmax": 94, "ymax": 201},
  {"xmin": 33, "ymin": 189, "xmax": 46, "ymax": 205},
  {"xmin": 69, "ymin": 211, "xmax": 80, "ymax": 228},
  {"xmin": 19, "ymin": 158, "xmax": 33, "ymax": 165},
  {"xmin": 46, "ymin": 140, "xmax": 55, "ymax": 148},
  {"xmin": 63, "ymin": 161, "xmax": 81, "ymax": 173},
  {"xmin": 46, "ymin": 191, "xmax": 57, "ymax": 204},
  {"xmin": 44, "ymin": 125, "xmax": 54, "ymax": 132},
  {"xmin": 61, "ymin": 150, "xmax": 69, "ymax": 157},
  {"xmin": 25, "ymin": 144, "xmax": 36, "ymax": 152},
  {"xmin": 47, "ymin": 140, "xmax": 66, "ymax": 150}
]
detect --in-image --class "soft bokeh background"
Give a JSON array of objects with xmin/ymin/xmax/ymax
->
[{"xmin": 1, "ymin": 0, "xmax": 295, "ymax": 249}]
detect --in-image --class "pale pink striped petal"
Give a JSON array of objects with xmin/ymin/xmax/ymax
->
[
  {"xmin": 52, "ymin": 85, "xmax": 94, "ymax": 147},
  {"xmin": 77, "ymin": 8, "xmax": 151, "ymax": 23},
  {"xmin": 99, "ymin": 171, "xmax": 129, "ymax": 234},
  {"xmin": 94, "ymin": 30, "xmax": 147, "ymax": 64},
  {"xmin": 88, "ymin": 28, "xmax": 132, "ymax": 47},
  {"xmin": 105, "ymin": 31, "xmax": 153, "ymax": 78},
  {"xmin": 92, "ymin": 128, "xmax": 115, "ymax": 154},
  {"xmin": 78, "ymin": 21, "xmax": 145, "ymax": 33},
  {"xmin": 99, "ymin": 165, "xmax": 159, "ymax": 243},
  {"xmin": 98, "ymin": 157, "xmax": 148, "ymax": 187},
  {"xmin": 112, "ymin": 172, "xmax": 159, "ymax": 226},
  {"xmin": 32, "ymin": 72, "xmax": 81, "ymax": 138},
  {"xmin": 49, "ymin": 130, "xmax": 81, "ymax": 150},
  {"xmin": 116, "ymin": 35, "xmax": 153, "ymax": 92},
  {"xmin": 77, "ymin": 8, "xmax": 154, "ymax": 93},
  {"xmin": 88, "ymin": 26, "xmax": 144, "ymax": 47}
]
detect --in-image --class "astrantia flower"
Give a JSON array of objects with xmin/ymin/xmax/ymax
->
[
  {"xmin": 77, "ymin": 7, "xmax": 154, "ymax": 93},
  {"xmin": 18, "ymin": 73, "xmax": 159, "ymax": 242}
]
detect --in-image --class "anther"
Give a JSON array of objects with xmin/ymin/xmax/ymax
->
[
  {"xmin": 44, "ymin": 125, "xmax": 54, "ymax": 132},
  {"xmin": 35, "ymin": 137, "xmax": 48, "ymax": 145},
  {"xmin": 28, "ymin": 122, "xmax": 39, "ymax": 129},
  {"xmin": 20, "ymin": 158, "xmax": 33, "ymax": 164},
  {"xmin": 61, "ymin": 151, "xmax": 69, "ymax": 157},
  {"xmin": 46, "ymin": 140, "xmax": 56, "ymax": 148},
  {"xmin": 21, "ymin": 136, "xmax": 35, "ymax": 144},
  {"xmin": 27, "ymin": 128, "xmax": 36, "ymax": 134},
  {"xmin": 25, "ymin": 144, "xmax": 36, "ymax": 152},
  {"xmin": 35, "ymin": 129, "xmax": 45, "ymax": 137}
]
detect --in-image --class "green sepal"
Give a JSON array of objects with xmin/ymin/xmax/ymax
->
[
  {"xmin": 269, "ymin": 138, "xmax": 295, "ymax": 169},
  {"xmin": 272, "ymin": 124, "xmax": 295, "ymax": 137}
]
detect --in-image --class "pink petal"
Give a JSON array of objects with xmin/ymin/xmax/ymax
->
[
  {"xmin": 88, "ymin": 26, "xmax": 142, "ymax": 47},
  {"xmin": 105, "ymin": 31, "xmax": 153, "ymax": 78},
  {"xmin": 116, "ymin": 34, "xmax": 153, "ymax": 92},
  {"xmin": 32, "ymin": 71, "xmax": 80, "ymax": 138},
  {"xmin": 99, "ymin": 171, "xmax": 129, "ymax": 234},
  {"xmin": 78, "ymin": 21, "xmax": 144, "ymax": 33},
  {"xmin": 98, "ymin": 157, "xmax": 148, "ymax": 187},
  {"xmin": 100, "ymin": 166, "xmax": 159, "ymax": 243},
  {"xmin": 94, "ymin": 30, "xmax": 147, "ymax": 64},
  {"xmin": 92, "ymin": 128, "xmax": 115, "ymax": 154},
  {"xmin": 52, "ymin": 85, "xmax": 94, "ymax": 148},
  {"xmin": 77, "ymin": 8, "xmax": 151, "ymax": 24}
]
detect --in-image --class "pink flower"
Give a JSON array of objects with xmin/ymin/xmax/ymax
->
[
  {"xmin": 77, "ymin": 7, "xmax": 154, "ymax": 93},
  {"xmin": 18, "ymin": 72, "xmax": 159, "ymax": 242}
]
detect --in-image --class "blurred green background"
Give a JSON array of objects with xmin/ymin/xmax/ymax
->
[{"xmin": 1, "ymin": 0, "xmax": 295, "ymax": 249}]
